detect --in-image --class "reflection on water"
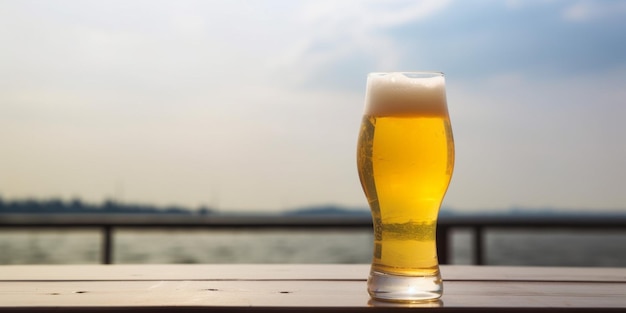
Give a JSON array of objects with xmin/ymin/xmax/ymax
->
[
  {"xmin": 1, "ymin": 229, "xmax": 626, "ymax": 266},
  {"xmin": 0, "ymin": 230, "xmax": 374, "ymax": 264},
  {"xmin": 0, "ymin": 230, "xmax": 101, "ymax": 264},
  {"xmin": 114, "ymin": 230, "xmax": 373, "ymax": 264}
]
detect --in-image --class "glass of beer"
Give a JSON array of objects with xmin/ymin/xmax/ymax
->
[{"xmin": 357, "ymin": 72, "xmax": 454, "ymax": 302}]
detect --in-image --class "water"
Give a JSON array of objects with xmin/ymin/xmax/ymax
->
[{"xmin": 1, "ymin": 229, "xmax": 626, "ymax": 266}]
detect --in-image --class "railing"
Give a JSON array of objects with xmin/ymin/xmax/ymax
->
[
  {"xmin": 436, "ymin": 215, "xmax": 626, "ymax": 265},
  {"xmin": 1, "ymin": 213, "xmax": 625, "ymax": 265}
]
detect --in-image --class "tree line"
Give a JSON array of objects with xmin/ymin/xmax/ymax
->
[{"xmin": 0, "ymin": 197, "xmax": 213, "ymax": 215}]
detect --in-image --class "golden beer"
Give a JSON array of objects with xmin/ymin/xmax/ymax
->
[{"xmin": 357, "ymin": 72, "xmax": 454, "ymax": 302}]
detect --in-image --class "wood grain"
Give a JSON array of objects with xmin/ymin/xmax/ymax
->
[{"xmin": 1, "ymin": 265, "xmax": 625, "ymax": 312}]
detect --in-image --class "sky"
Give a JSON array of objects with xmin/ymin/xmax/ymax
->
[{"xmin": 1, "ymin": 0, "xmax": 625, "ymax": 213}]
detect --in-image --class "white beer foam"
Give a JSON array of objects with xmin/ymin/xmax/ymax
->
[{"xmin": 364, "ymin": 72, "xmax": 448, "ymax": 117}]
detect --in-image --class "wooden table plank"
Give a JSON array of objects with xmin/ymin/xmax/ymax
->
[
  {"xmin": 0, "ymin": 264, "xmax": 369, "ymax": 281},
  {"xmin": 0, "ymin": 265, "xmax": 625, "ymax": 311},
  {"xmin": 3, "ymin": 264, "xmax": 626, "ymax": 282},
  {"xmin": 1, "ymin": 280, "xmax": 625, "ymax": 308},
  {"xmin": 443, "ymin": 265, "xmax": 626, "ymax": 282}
]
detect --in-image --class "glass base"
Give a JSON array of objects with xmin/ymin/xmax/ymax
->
[{"xmin": 367, "ymin": 269, "xmax": 443, "ymax": 302}]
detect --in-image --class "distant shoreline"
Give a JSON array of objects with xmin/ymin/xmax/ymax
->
[{"xmin": 1, "ymin": 197, "xmax": 624, "ymax": 218}]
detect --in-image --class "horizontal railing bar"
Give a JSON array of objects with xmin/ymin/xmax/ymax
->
[
  {"xmin": 439, "ymin": 215, "xmax": 626, "ymax": 228},
  {"xmin": 1, "ymin": 214, "xmax": 625, "ymax": 228},
  {"xmin": 0, "ymin": 214, "xmax": 372, "ymax": 229}
]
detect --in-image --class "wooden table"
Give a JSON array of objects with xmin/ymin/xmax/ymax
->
[{"xmin": 1, "ymin": 264, "xmax": 625, "ymax": 312}]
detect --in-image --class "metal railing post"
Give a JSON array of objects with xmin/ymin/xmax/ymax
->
[
  {"xmin": 102, "ymin": 226, "xmax": 113, "ymax": 264},
  {"xmin": 474, "ymin": 227, "xmax": 484, "ymax": 265}
]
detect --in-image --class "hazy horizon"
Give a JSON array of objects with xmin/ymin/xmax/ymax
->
[
  {"xmin": 1, "ymin": 1, "xmax": 625, "ymax": 213},
  {"xmin": 2, "ymin": 195, "xmax": 624, "ymax": 216}
]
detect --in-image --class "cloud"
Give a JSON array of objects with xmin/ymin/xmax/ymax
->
[
  {"xmin": 562, "ymin": 1, "xmax": 626, "ymax": 22},
  {"xmin": 270, "ymin": 0, "xmax": 452, "ymax": 89},
  {"xmin": 299, "ymin": 0, "xmax": 450, "ymax": 28},
  {"xmin": 386, "ymin": 0, "xmax": 626, "ymax": 81}
]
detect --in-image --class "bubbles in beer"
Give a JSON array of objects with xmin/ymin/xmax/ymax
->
[{"xmin": 364, "ymin": 72, "xmax": 447, "ymax": 117}]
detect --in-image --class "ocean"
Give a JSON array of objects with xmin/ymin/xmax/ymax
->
[{"xmin": 1, "ymin": 228, "xmax": 626, "ymax": 266}]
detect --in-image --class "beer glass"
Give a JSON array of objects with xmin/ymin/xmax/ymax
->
[{"xmin": 356, "ymin": 72, "xmax": 454, "ymax": 302}]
